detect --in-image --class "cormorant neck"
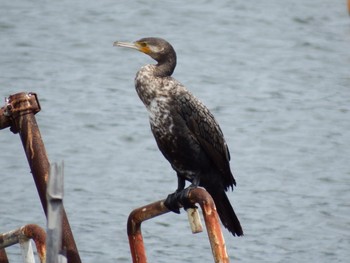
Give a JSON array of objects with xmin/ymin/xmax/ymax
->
[{"xmin": 154, "ymin": 52, "xmax": 177, "ymax": 77}]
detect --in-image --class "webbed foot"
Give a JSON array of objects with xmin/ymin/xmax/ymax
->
[
  {"xmin": 164, "ymin": 186, "xmax": 198, "ymax": 214},
  {"xmin": 164, "ymin": 191, "xmax": 182, "ymax": 214},
  {"xmin": 179, "ymin": 186, "xmax": 198, "ymax": 210}
]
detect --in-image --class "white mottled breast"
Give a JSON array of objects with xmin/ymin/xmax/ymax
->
[
  {"xmin": 135, "ymin": 64, "xmax": 184, "ymax": 134},
  {"xmin": 147, "ymin": 97, "xmax": 174, "ymax": 134}
]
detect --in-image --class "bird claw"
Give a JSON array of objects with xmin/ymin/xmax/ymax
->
[
  {"xmin": 164, "ymin": 187, "xmax": 198, "ymax": 214},
  {"xmin": 164, "ymin": 192, "xmax": 181, "ymax": 214}
]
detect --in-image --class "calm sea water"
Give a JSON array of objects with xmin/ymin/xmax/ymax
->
[{"xmin": 1, "ymin": 0, "xmax": 349, "ymax": 262}]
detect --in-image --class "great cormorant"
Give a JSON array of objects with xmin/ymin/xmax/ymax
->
[{"xmin": 114, "ymin": 37, "xmax": 243, "ymax": 236}]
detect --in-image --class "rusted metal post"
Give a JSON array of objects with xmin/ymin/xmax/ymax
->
[
  {"xmin": 127, "ymin": 199, "xmax": 169, "ymax": 263},
  {"xmin": 0, "ymin": 224, "xmax": 46, "ymax": 263},
  {"xmin": 188, "ymin": 188, "xmax": 229, "ymax": 263},
  {"xmin": 2, "ymin": 92, "xmax": 81, "ymax": 263},
  {"xmin": 0, "ymin": 249, "xmax": 9, "ymax": 263},
  {"xmin": 127, "ymin": 187, "xmax": 230, "ymax": 263}
]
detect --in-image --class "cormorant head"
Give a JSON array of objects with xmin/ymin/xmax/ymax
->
[{"xmin": 114, "ymin": 37, "xmax": 177, "ymax": 76}]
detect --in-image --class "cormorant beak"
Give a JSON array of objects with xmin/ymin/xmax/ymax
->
[
  {"xmin": 114, "ymin": 40, "xmax": 152, "ymax": 55},
  {"xmin": 113, "ymin": 41, "xmax": 139, "ymax": 50}
]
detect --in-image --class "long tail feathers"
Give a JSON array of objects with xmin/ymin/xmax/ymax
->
[{"xmin": 207, "ymin": 189, "xmax": 243, "ymax": 236}]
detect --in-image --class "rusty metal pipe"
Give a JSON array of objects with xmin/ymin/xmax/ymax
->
[
  {"xmin": 21, "ymin": 224, "xmax": 47, "ymax": 263},
  {"xmin": 127, "ymin": 187, "xmax": 230, "ymax": 263},
  {"xmin": 0, "ymin": 249, "xmax": 9, "ymax": 263},
  {"xmin": 4, "ymin": 92, "xmax": 81, "ymax": 263},
  {"xmin": 127, "ymin": 199, "xmax": 169, "ymax": 263},
  {"xmin": 0, "ymin": 105, "xmax": 11, "ymax": 130},
  {"xmin": 188, "ymin": 188, "xmax": 229, "ymax": 263},
  {"xmin": 0, "ymin": 224, "xmax": 46, "ymax": 263}
]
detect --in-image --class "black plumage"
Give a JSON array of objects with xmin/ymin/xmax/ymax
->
[{"xmin": 114, "ymin": 37, "xmax": 243, "ymax": 236}]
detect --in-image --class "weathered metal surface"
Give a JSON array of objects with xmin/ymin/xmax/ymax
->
[
  {"xmin": 0, "ymin": 224, "xmax": 46, "ymax": 263},
  {"xmin": 0, "ymin": 105, "xmax": 11, "ymax": 130},
  {"xmin": 19, "ymin": 239, "xmax": 36, "ymax": 263},
  {"xmin": 127, "ymin": 187, "xmax": 230, "ymax": 263},
  {"xmin": 187, "ymin": 207, "xmax": 203, "ymax": 234},
  {"xmin": 21, "ymin": 224, "xmax": 46, "ymax": 263},
  {"xmin": 2, "ymin": 92, "xmax": 40, "ymax": 133},
  {"xmin": 0, "ymin": 248, "xmax": 9, "ymax": 263},
  {"xmin": 1, "ymin": 92, "xmax": 39, "ymax": 130},
  {"xmin": 3, "ymin": 92, "xmax": 81, "ymax": 263},
  {"xmin": 127, "ymin": 199, "xmax": 169, "ymax": 263},
  {"xmin": 46, "ymin": 162, "xmax": 65, "ymax": 263},
  {"xmin": 188, "ymin": 188, "xmax": 229, "ymax": 263}
]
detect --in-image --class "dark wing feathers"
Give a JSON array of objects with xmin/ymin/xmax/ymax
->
[{"xmin": 175, "ymin": 93, "xmax": 236, "ymax": 189}]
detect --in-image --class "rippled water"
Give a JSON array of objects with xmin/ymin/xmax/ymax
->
[{"xmin": 1, "ymin": 0, "xmax": 349, "ymax": 262}]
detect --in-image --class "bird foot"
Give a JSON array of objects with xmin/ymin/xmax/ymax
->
[
  {"xmin": 164, "ymin": 191, "xmax": 181, "ymax": 214},
  {"xmin": 164, "ymin": 186, "xmax": 198, "ymax": 214}
]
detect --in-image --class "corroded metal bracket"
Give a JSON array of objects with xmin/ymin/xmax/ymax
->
[
  {"xmin": 0, "ymin": 92, "xmax": 40, "ymax": 133},
  {"xmin": 127, "ymin": 187, "xmax": 230, "ymax": 263}
]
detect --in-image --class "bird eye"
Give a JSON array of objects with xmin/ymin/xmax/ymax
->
[{"xmin": 139, "ymin": 42, "xmax": 147, "ymax": 47}]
